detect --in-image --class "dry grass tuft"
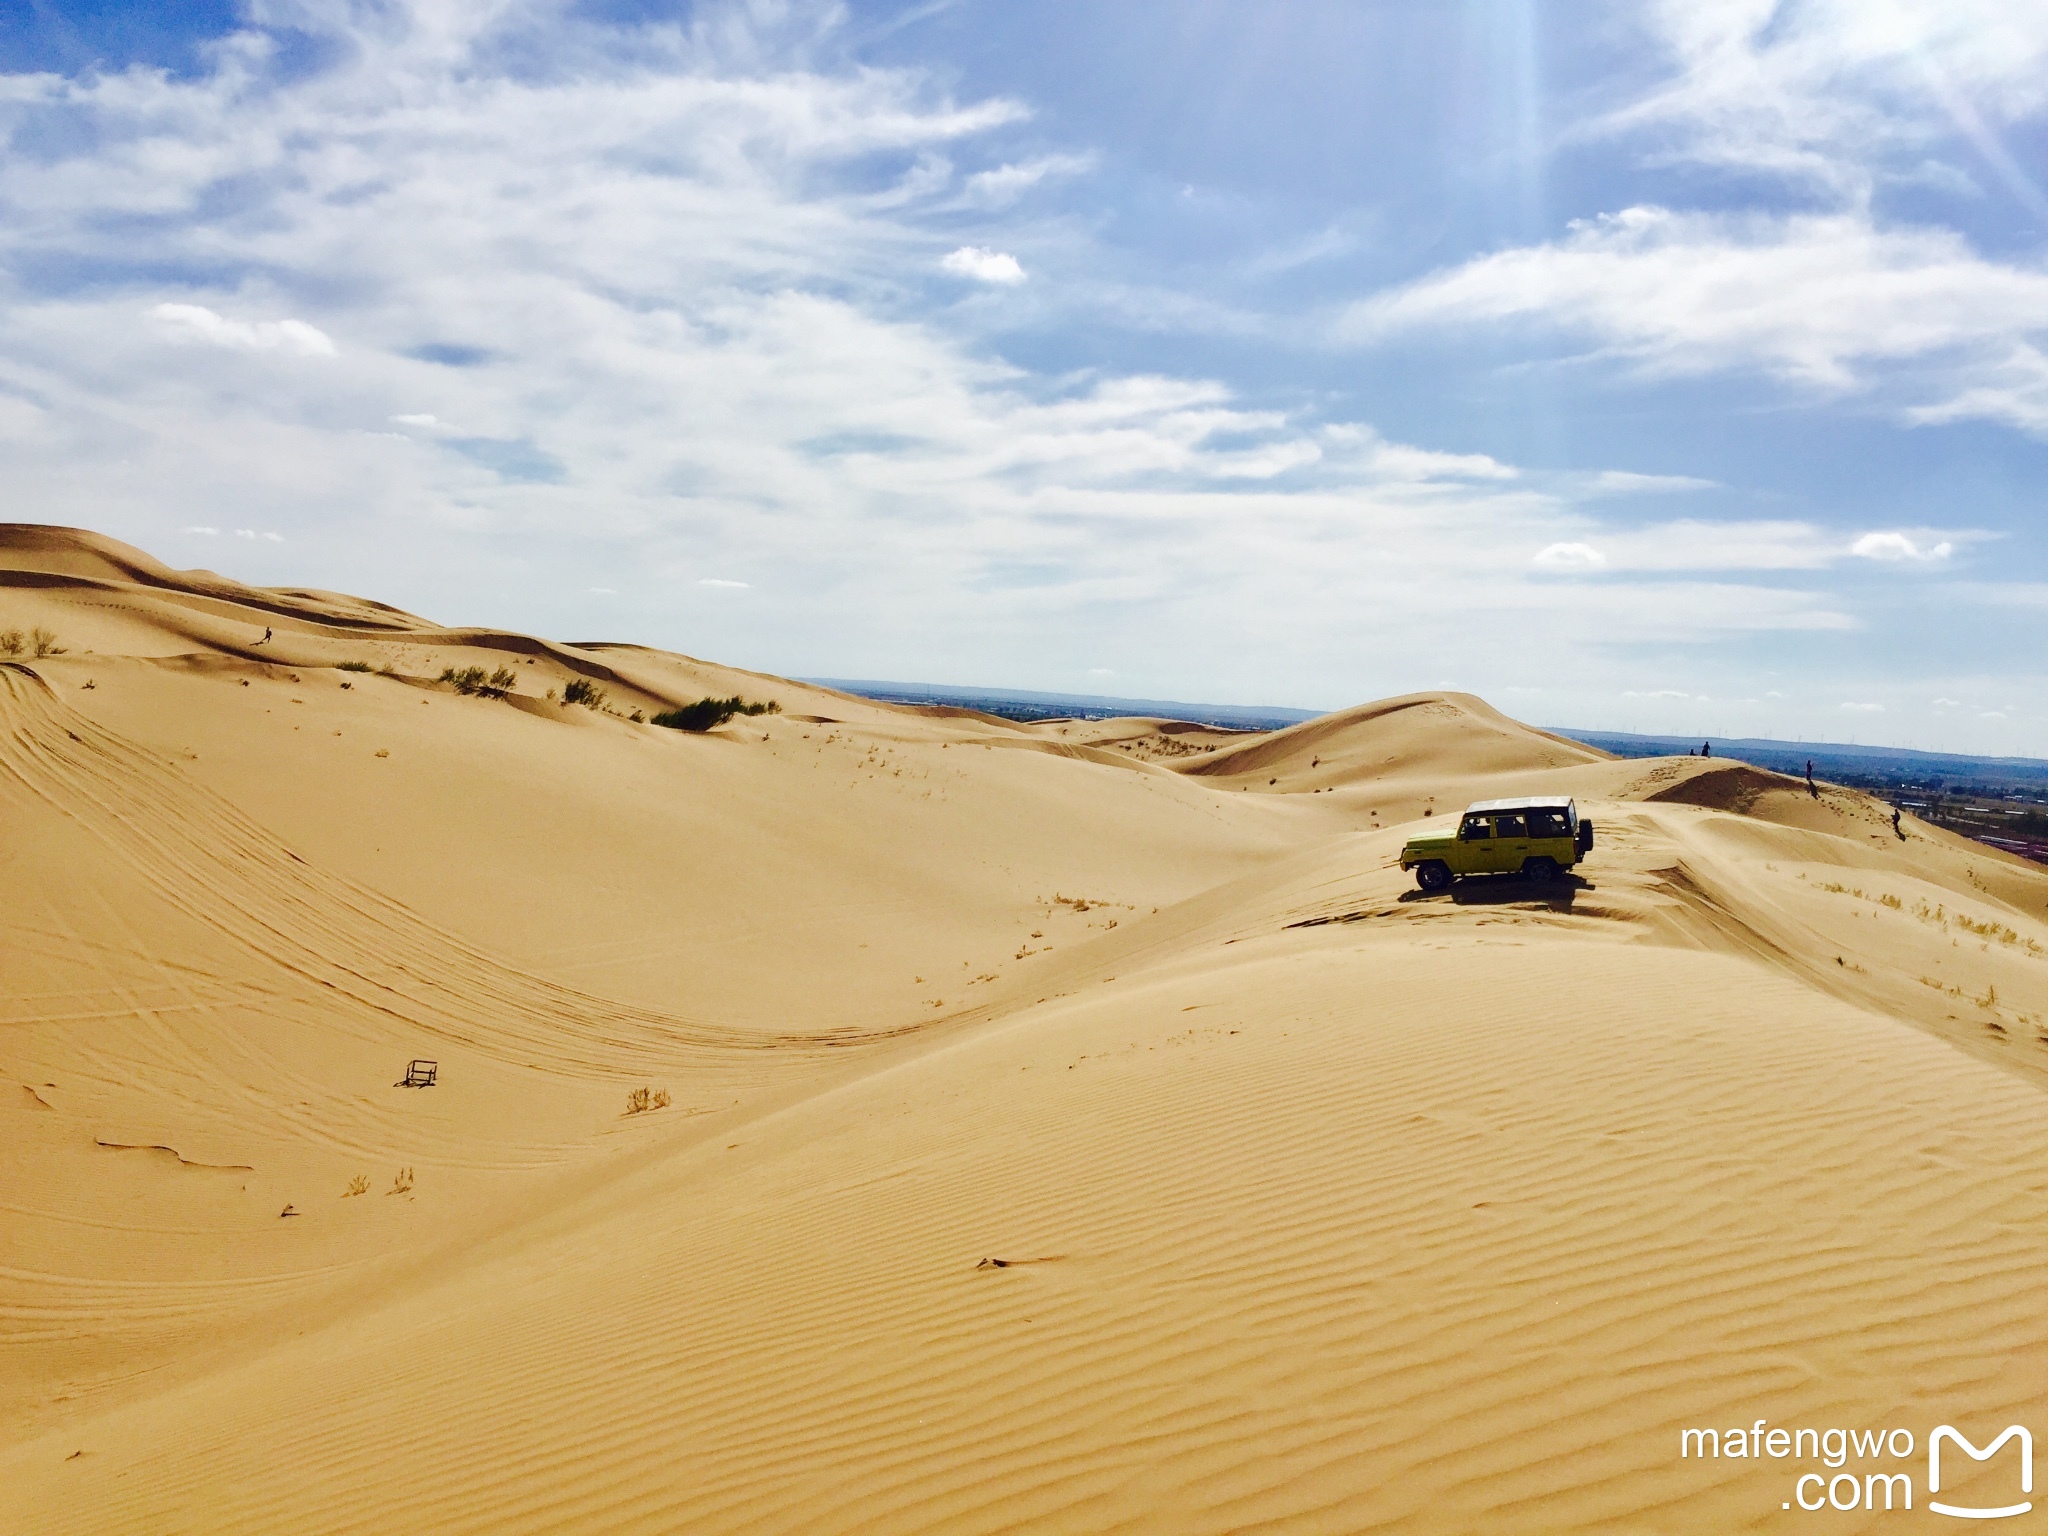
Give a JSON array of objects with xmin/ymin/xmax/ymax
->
[
  {"xmin": 343, "ymin": 1174, "xmax": 370, "ymax": 1197},
  {"xmin": 625, "ymin": 1086, "xmax": 672, "ymax": 1115}
]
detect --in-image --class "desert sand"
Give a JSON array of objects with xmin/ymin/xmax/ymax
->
[{"xmin": 4, "ymin": 524, "xmax": 2047, "ymax": 1533}]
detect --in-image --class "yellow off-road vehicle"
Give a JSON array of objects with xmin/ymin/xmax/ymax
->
[{"xmin": 1399, "ymin": 796, "xmax": 1593, "ymax": 893}]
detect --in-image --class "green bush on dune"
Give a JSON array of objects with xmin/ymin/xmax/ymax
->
[
  {"xmin": 440, "ymin": 664, "xmax": 521, "ymax": 699},
  {"xmin": 650, "ymin": 696, "xmax": 780, "ymax": 732}
]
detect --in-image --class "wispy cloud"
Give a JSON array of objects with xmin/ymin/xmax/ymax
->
[
  {"xmin": 1598, "ymin": 0, "xmax": 2048, "ymax": 208},
  {"xmin": 1343, "ymin": 207, "xmax": 2048, "ymax": 423},
  {"xmin": 150, "ymin": 304, "xmax": 336, "ymax": 357},
  {"xmin": 962, "ymin": 153, "xmax": 1094, "ymax": 206},
  {"xmin": 1851, "ymin": 531, "xmax": 1954, "ymax": 563}
]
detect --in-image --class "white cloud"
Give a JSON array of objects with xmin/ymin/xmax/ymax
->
[
  {"xmin": 1840, "ymin": 701, "xmax": 1885, "ymax": 712},
  {"xmin": 1541, "ymin": 520, "xmax": 1845, "ymax": 573},
  {"xmin": 150, "ymin": 303, "xmax": 337, "ymax": 357},
  {"xmin": 588, "ymin": 587, "xmax": 615, "ymax": 594},
  {"xmin": 1932, "ymin": 697, "xmax": 1963, "ymax": 706},
  {"xmin": 1851, "ymin": 531, "xmax": 1954, "ymax": 562},
  {"xmin": 962, "ymin": 153, "xmax": 1093, "ymax": 206},
  {"xmin": 941, "ymin": 246, "xmax": 1026, "ymax": 284},
  {"xmin": 698, "ymin": 578, "xmax": 751, "ymax": 588},
  {"xmin": 1319, "ymin": 425, "xmax": 1515, "ymax": 482},
  {"xmin": 1905, "ymin": 343, "xmax": 2048, "ymax": 434},
  {"xmin": 183, "ymin": 525, "xmax": 218, "ymax": 535},
  {"xmin": 1605, "ymin": 1, "xmax": 2048, "ymax": 206},
  {"xmin": 392, "ymin": 413, "xmax": 441, "ymax": 427},
  {"xmin": 1534, "ymin": 542, "xmax": 1605, "ymax": 571},
  {"xmin": 1344, "ymin": 207, "xmax": 2048, "ymax": 418},
  {"xmin": 1583, "ymin": 470, "xmax": 1718, "ymax": 495}
]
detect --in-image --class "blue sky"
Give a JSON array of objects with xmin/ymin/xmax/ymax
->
[{"xmin": 2, "ymin": 0, "xmax": 2044, "ymax": 751}]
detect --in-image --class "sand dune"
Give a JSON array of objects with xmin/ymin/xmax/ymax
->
[{"xmin": 6, "ymin": 525, "xmax": 2048, "ymax": 1533}]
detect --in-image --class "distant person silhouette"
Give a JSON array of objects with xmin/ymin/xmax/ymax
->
[
  {"xmin": 259, "ymin": 627, "xmax": 272, "ymax": 645},
  {"xmin": 1893, "ymin": 806, "xmax": 1903, "ymax": 838},
  {"xmin": 1702, "ymin": 741, "xmax": 1711, "ymax": 758},
  {"xmin": 1806, "ymin": 759, "xmax": 1817, "ymax": 798}
]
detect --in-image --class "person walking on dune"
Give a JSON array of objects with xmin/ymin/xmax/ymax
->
[
  {"xmin": 1806, "ymin": 759, "xmax": 1817, "ymax": 798},
  {"xmin": 257, "ymin": 626, "xmax": 272, "ymax": 646},
  {"xmin": 1893, "ymin": 805, "xmax": 1903, "ymax": 839},
  {"xmin": 1701, "ymin": 741, "xmax": 1711, "ymax": 759}
]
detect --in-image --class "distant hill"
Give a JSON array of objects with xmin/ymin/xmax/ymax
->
[
  {"xmin": 1553, "ymin": 729, "xmax": 2048, "ymax": 799},
  {"xmin": 805, "ymin": 678, "xmax": 1321, "ymax": 732}
]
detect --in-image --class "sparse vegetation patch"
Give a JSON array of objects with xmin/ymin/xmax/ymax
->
[
  {"xmin": 562, "ymin": 677, "xmax": 608, "ymax": 708},
  {"xmin": 650, "ymin": 696, "xmax": 780, "ymax": 732},
  {"xmin": 440, "ymin": 664, "xmax": 520, "ymax": 699},
  {"xmin": 625, "ymin": 1086, "xmax": 672, "ymax": 1115},
  {"xmin": 9, "ymin": 626, "xmax": 66, "ymax": 658}
]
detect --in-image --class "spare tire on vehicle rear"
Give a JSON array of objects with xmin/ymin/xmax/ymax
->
[{"xmin": 1576, "ymin": 819, "xmax": 1594, "ymax": 854}]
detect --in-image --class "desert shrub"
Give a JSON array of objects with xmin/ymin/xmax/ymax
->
[
  {"xmin": 0, "ymin": 628, "xmax": 21, "ymax": 656},
  {"xmin": 441, "ymin": 665, "xmax": 518, "ymax": 699},
  {"xmin": 29, "ymin": 626, "xmax": 61, "ymax": 657},
  {"xmin": 388, "ymin": 1166, "xmax": 414, "ymax": 1195},
  {"xmin": 650, "ymin": 695, "xmax": 780, "ymax": 732},
  {"xmin": 625, "ymin": 1086, "xmax": 672, "ymax": 1114},
  {"xmin": 562, "ymin": 677, "xmax": 607, "ymax": 708},
  {"xmin": 337, "ymin": 660, "xmax": 373, "ymax": 673},
  {"xmin": 343, "ymin": 1174, "xmax": 369, "ymax": 1197}
]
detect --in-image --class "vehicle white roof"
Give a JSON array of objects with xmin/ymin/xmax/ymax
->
[{"xmin": 1464, "ymin": 796, "xmax": 1576, "ymax": 813}]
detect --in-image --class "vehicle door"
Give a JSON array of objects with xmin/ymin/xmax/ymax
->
[
  {"xmin": 1455, "ymin": 812, "xmax": 1495, "ymax": 874},
  {"xmin": 1489, "ymin": 812, "xmax": 1530, "ymax": 873},
  {"xmin": 1529, "ymin": 808, "xmax": 1573, "ymax": 863}
]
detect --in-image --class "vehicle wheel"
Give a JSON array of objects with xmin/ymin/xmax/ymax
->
[
  {"xmin": 1523, "ymin": 857, "xmax": 1557, "ymax": 885},
  {"xmin": 1415, "ymin": 861, "xmax": 1452, "ymax": 892}
]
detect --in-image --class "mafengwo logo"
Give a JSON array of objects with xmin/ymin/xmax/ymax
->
[
  {"xmin": 1680, "ymin": 1420, "xmax": 2032, "ymax": 1517},
  {"xmin": 1929, "ymin": 1427, "xmax": 2032, "ymax": 1521}
]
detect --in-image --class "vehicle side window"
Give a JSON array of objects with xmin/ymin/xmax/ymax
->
[
  {"xmin": 1494, "ymin": 813, "xmax": 1528, "ymax": 839},
  {"xmin": 1459, "ymin": 815, "xmax": 1492, "ymax": 841},
  {"xmin": 1532, "ymin": 810, "xmax": 1569, "ymax": 838}
]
